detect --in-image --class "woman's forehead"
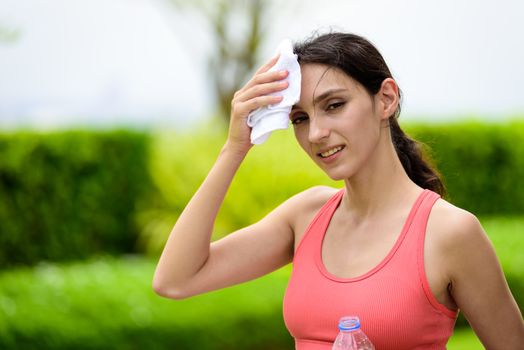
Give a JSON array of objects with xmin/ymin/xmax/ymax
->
[{"xmin": 295, "ymin": 64, "xmax": 359, "ymax": 108}]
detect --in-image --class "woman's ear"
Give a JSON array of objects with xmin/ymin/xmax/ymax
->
[{"xmin": 378, "ymin": 78, "xmax": 399, "ymax": 120}]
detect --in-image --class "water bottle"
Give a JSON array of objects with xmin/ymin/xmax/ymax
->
[{"xmin": 332, "ymin": 316, "xmax": 375, "ymax": 350}]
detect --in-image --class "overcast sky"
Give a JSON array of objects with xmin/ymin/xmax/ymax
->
[{"xmin": 1, "ymin": 0, "xmax": 523, "ymax": 130}]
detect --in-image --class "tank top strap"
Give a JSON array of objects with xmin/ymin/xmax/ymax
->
[
  {"xmin": 412, "ymin": 189, "xmax": 441, "ymax": 238},
  {"xmin": 396, "ymin": 189, "xmax": 441, "ymax": 251}
]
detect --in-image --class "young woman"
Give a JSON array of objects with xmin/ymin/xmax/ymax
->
[{"xmin": 153, "ymin": 32, "xmax": 524, "ymax": 349}]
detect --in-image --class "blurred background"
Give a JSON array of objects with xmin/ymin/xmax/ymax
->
[{"xmin": 0, "ymin": 0, "xmax": 523, "ymax": 349}]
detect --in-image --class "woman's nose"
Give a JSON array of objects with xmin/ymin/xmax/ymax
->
[{"xmin": 308, "ymin": 117, "xmax": 330, "ymax": 143}]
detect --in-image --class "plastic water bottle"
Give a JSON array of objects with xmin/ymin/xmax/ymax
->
[{"xmin": 332, "ymin": 316, "xmax": 375, "ymax": 350}]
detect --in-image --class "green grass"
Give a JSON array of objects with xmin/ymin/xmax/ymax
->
[
  {"xmin": 447, "ymin": 328, "xmax": 484, "ymax": 349},
  {"xmin": 0, "ymin": 216, "xmax": 522, "ymax": 349},
  {"xmin": 481, "ymin": 216, "xmax": 524, "ymax": 278},
  {"xmin": 0, "ymin": 255, "xmax": 294, "ymax": 349}
]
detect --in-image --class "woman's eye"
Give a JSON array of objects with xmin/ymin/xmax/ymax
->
[
  {"xmin": 291, "ymin": 113, "xmax": 308, "ymax": 125},
  {"xmin": 327, "ymin": 102, "xmax": 345, "ymax": 110}
]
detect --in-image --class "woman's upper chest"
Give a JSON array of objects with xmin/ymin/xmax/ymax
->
[{"xmin": 320, "ymin": 213, "xmax": 405, "ymax": 279}]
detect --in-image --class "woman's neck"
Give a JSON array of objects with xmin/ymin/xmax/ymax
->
[{"xmin": 340, "ymin": 139, "xmax": 421, "ymax": 221}]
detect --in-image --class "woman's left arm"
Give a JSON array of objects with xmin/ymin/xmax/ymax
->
[{"xmin": 444, "ymin": 212, "xmax": 524, "ymax": 349}]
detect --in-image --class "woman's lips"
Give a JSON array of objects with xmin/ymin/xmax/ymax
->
[{"xmin": 317, "ymin": 145, "xmax": 345, "ymax": 163}]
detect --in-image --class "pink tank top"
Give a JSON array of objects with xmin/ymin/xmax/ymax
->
[{"xmin": 283, "ymin": 188, "xmax": 458, "ymax": 350}]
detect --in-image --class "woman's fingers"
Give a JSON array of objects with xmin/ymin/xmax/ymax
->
[
  {"xmin": 234, "ymin": 95, "xmax": 284, "ymax": 117},
  {"xmin": 240, "ymin": 68, "xmax": 288, "ymax": 94},
  {"xmin": 232, "ymin": 58, "xmax": 289, "ymax": 114},
  {"xmin": 225, "ymin": 54, "xmax": 288, "ymax": 152},
  {"xmin": 235, "ymin": 79, "xmax": 289, "ymax": 104},
  {"xmin": 232, "ymin": 78, "xmax": 289, "ymax": 119}
]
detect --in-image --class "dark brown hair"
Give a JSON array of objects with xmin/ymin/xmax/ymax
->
[{"xmin": 293, "ymin": 32, "xmax": 445, "ymax": 195}]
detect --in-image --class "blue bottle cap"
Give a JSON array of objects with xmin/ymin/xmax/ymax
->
[{"xmin": 338, "ymin": 316, "xmax": 361, "ymax": 331}]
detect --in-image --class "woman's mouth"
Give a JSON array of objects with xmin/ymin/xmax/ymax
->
[{"xmin": 318, "ymin": 145, "xmax": 345, "ymax": 158}]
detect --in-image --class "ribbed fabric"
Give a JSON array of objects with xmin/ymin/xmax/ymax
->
[{"xmin": 283, "ymin": 189, "xmax": 458, "ymax": 350}]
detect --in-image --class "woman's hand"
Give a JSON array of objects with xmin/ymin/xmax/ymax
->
[{"xmin": 225, "ymin": 55, "xmax": 289, "ymax": 155}]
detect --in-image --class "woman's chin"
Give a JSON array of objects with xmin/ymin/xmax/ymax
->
[
  {"xmin": 322, "ymin": 169, "xmax": 350, "ymax": 182},
  {"xmin": 311, "ymin": 156, "xmax": 352, "ymax": 181}
]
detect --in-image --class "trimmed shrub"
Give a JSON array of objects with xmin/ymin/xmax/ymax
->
[
  {"xmin": 0, "ymin": 130, "xmax": 154, "ymax": 268},
  {"xmin": 139, "ymin": 120, "xmax": 524, "ymax": 255},
  {"xmin": 404, "ymin": 120, "xmax": 524, "ymax": 215},
  {"xmin": 2, "ymin": 120, "xmax": 523, "ymax": 268}
]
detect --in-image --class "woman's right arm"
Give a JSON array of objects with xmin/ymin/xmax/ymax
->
[{"xmin": 152, "ymin": 56, "xmax": 294, "ymax": 299}]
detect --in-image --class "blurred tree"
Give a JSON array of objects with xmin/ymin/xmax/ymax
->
[
  {"xmin": 0, "ymin": 24, "xmax": 21, "ymax": 44},
  {"xmin": 167, "ymin": 0, "xmax": 268, "ymax": 125}
]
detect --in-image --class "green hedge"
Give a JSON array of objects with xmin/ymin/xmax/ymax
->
[
  {"xmin": 1, "ymin": 120, "xmax": 523, "ymax": 267},
  {"xmin": 0, "ymin": 130, "xmax": 154, "ymax": 268},
  {"xmin": 404, "ymin": 120, "xmax": 524, "ymax": 215},
  {"xmin": 139, "ymin": 120, "xmax": 524, "ymax": 254}
]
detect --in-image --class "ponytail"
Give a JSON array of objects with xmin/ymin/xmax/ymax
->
[{"xmin": 389, "ymin": 118, "xmax": 445, "ymax": 196}]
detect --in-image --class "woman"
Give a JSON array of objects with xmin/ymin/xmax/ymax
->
[{"xmin": 153, "ymin": 32, "xmax": 524, "ymax": 349}]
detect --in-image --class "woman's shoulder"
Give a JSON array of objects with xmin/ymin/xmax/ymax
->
[
  {"xmin": 262, "ymin": 186, "xmax": 338, "ymax": 232},
  {"xmin": 430, "ymin": 196, "xmax": 483, "ymax": 237},
  {"xmin": 280, "ymin": 186, "xmax": 340, "ymax": 240},
  {"xmin": 425, "ymin": 196, "xmax": 496, "ymax": 295},
  {"xmin": 284, "ymin": 185, "xmax": 341, "ymax": 215},
  {"xmin": 295, "ymin": 185, "xmax": 340, "ymax": 205},
  {"xmin": 428, "ymin": 196, "xmax": 488, "ymax": 260}
]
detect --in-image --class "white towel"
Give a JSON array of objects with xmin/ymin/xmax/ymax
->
[{"xmin": 246, "ymin": 39, "xmax": 301, "ymax": 145}]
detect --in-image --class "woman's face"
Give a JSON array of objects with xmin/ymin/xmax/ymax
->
[{"xmin": 290, "ymin": 64, "xmax": 387, "ymax": 181}]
